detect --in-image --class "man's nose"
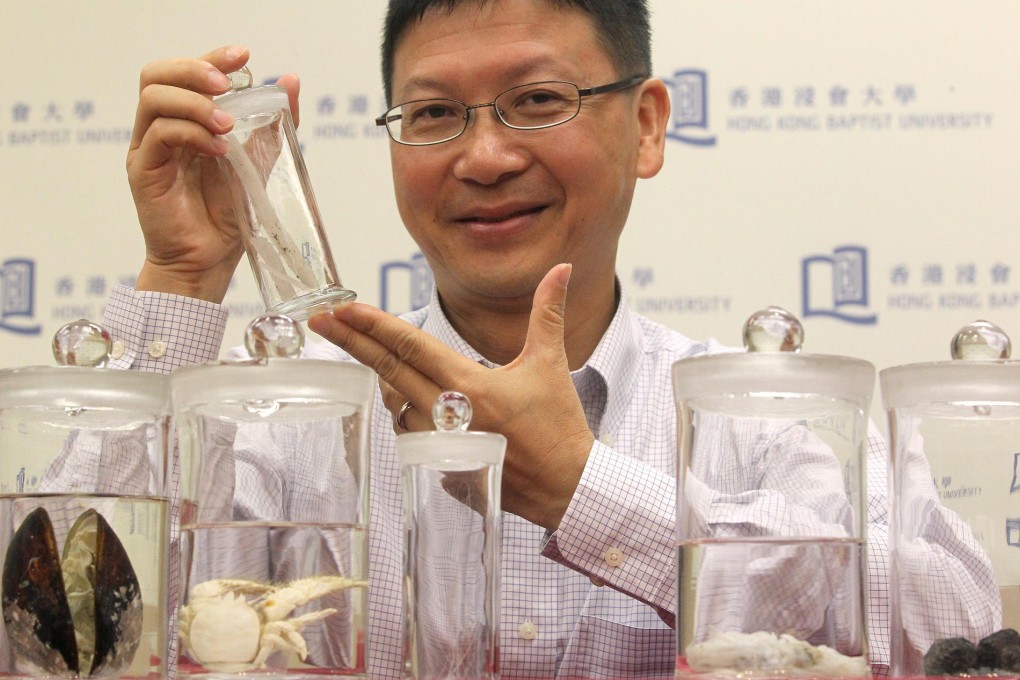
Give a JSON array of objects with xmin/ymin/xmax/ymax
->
[{"xmin": 452, "ymin": 106, "xmax": 529, "ymax": 185}]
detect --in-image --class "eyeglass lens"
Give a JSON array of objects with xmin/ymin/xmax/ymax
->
[{"xmin": 387, "ymin": 81, "xmax": 581, "ymax": 145}]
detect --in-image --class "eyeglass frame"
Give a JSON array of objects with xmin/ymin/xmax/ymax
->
[{"xmin": 375, "ymin": 74, "xmax": 648, "ymax": 147}]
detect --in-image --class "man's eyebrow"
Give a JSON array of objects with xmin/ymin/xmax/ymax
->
[
  {"xmin": 395, "ymin": 58, "xmax": 574, "ymax": 101},
  {"xmin": 396, "ymin": 76, "xmax": 450, "ymax": 100}
]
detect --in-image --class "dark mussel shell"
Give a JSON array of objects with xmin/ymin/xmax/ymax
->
[
  {"xmin": 75, "ymin": 509, "xmax": 143, "ymax": 676},
  {"xmin": 2, "ymin": 507, "xmax": 78, "ymax": 674},
  {"xmin": 1, "ymin": 507, "xmax": 142, "ymax": 677}
]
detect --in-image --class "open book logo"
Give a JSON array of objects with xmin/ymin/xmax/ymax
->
[
  {"xmin": 0, "ymin": 258, "xmax": 42, "ymax": 335},
  {"xmin": 801, "ymin": 246, "xmax": 877, "ymax": 325},
  {"xmin": 664, "ymin": 70, "xmax": 717, "ymax": 147},
  {"xmin": 379, "ymin": 252, "xmax": 434, "ymax": 314}
]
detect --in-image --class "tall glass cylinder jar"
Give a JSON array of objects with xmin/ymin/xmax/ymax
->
[
  {"xmin": 215, "ymin": 69, "xmax": 356, "ymax": 320},
  {"xmin": 171, "ymin": 358, "xmax": 375, "ymax": 679},
  {"xmin": 0, "ymin": 366, "xmax": 171, "ymax": 679},
  {"xmin": 672, "ymin": 308, "xmax": 875, "ymax": 679},
  {"xmin": 397, "ymin": 393, "xmax": 505, "ymax": 680},
  {"xmin": 881, "ymin": 322, "xmax": 1017, "ymax": 676}
]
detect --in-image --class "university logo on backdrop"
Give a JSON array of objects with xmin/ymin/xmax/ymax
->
[
  {"xmin": 0, "ymin": 258, "xmax": 42, "ymax": 336},
  {"xmin": 664, "ymin": 70, "xmax": 717, "ymax": 147},
  {"xmin": 801, "ymin": 246, "xmax": 878, "ymax": 326},
  {"xmin": 661, "ymin": 65, "xmax": 994, "ymax": 147},
  {"xmin": 379, "ymin": 252, "xmax": 433, "ymax": 314},
  {"xmin": 622, "ymin": 248, "xmax": 881, "ymax": 329}
]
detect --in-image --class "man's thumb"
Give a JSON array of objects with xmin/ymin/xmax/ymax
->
[{"xmin": 524, "ymin": 263, "xmax": 572, "ymax": 361}]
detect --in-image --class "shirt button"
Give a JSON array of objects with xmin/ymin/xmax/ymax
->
[
  {"xmin": 604, "ymin": 547, "xmax": 625, "ymax": 568},
  {"xmin": 599, "ymin": 433, "xmax": 615, "ymax": 447},
  {"xmin": 589, "ymin": 575, "xmax": 606, "ymax": 587},
  {"xmin": 110, "ymin": 340, "xmax": 125, "ymax": 360},
  {"xmin": 518, "ymin": 621, "xmax": 537, "ymax": 640},
  {"xmin": 147, "ymin": 340, "xmax": 167, "ymax": 358}
]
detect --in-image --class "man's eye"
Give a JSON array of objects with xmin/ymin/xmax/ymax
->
[
  {"xmin": 407, "ymin": 104, "xmax": 458, "ymax": 125},
  {"xmin": 518, "ymin": 91, "xmax": 565, "ymax": 107},
  {"xmin": 423, "ymin": 106, "xmax": 452, "ymax": 119},
  {"xmin": 503, "ymin": 87, "xmax": 577, "ymax": 121}
]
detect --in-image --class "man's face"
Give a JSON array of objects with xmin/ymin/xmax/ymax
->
[{"xmin": 388, "ymin": 0, "xmax": 661, "ymax": 310}]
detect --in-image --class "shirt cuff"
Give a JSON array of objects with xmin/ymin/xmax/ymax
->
[
  {"xmin": 102, "ymin": 285, "xmax": 229, "ymax": 373},
  {"xmin": 541, "ymin": 440, "xmax": 677, "ymax": 612}
]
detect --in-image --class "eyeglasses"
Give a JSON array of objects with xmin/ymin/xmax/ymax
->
[{"xmin": 375, "ymin": 74, "xmax": 647, "ymax": 146}]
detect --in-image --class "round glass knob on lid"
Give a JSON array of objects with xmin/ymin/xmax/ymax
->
[
  {"xmin": 432, "ymin": 391, "xmax": 472, "ymax": 431},
  {"xmin": 52, "ymin": 319, "xmax": 113, "ymax": 367},
  {"xmin": 950, "ymin": 320, "xmax": 1011, "ymax": 361},
  {"xmin": 396, "ymin": 390, "xmax": 504, "ymax": 468},
  {"xmin": 244, "ymin": 314, "xmax": 305, "ymax": 359},
  {"xmin": 742, "ymin": 306, "xmax": 804, "ymax": 353}
]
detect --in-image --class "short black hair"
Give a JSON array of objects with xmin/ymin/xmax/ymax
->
[{"xmin": 381, "ymin": 0, "xmax": 651, "ymax": 105}]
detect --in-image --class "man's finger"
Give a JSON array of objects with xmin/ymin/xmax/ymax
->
[
  {"xmin": 132, "ymin": 46, "xmax": 248, "ymax": 150},
  {"xmin": 323, "ymin": 303, "xmax": 479, "ymax": 385},
  {"xmin": 308, "ymin": 308, "xmax": 454, "ymax": 424},
  {"xmin": 522, "ymin": 263, "xmax": 572, "ymax": 364}
]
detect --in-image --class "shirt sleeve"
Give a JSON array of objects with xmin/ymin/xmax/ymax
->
[
  {"xmin": 102, "ymin": 285, "xmax": 229, "ymax": 373},
  {"xmin": 540, "ymin": 440, "xmax": 677, "ymax": 621}
]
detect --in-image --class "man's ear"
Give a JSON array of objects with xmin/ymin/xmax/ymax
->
[{"xmin": 635, "ymin": 78, "xmax": 670, "ymax": 179}]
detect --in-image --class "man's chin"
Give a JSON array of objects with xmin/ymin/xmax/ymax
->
[{"xmin": 441, "ymin": 269, "xmax": 546, "ymax": 307}]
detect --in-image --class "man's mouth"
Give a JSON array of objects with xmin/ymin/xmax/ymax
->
[{"xmin": 458, "ymin": 205, "xmax": 545, "ymax": 224}]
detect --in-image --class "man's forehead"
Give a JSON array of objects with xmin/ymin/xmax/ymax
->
[
  {"xmin": 404, "ymin": 0, "xmax": 576, "ymax": 24},
  {"xmin": 390, "ymin": 0, "xmax": 603, "ymax": 89},
  {"xmin": 398, "ymin": 54, "xmax": 564, "ymax": 91},
  {"xmin": 392, "ymin": 0, "xmax": 596, "ymax": 57}
]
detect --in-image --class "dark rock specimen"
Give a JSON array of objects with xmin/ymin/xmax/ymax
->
[
  {"xmin": 976, "ymin": 628, "xmax": 1020, "ymax": 673},
  {"xmin": 923, "ymin": 637, "xmax": 978, "ymax": 676}
]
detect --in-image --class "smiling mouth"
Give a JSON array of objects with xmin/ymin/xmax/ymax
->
[{"xmin": 460, "ymin": 205, "xmax": 545, "ymax": 223}]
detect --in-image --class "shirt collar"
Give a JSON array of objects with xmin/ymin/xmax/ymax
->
[{"xmin": 578, "ymin": 286, "xmax": 644, "ymax": 436}]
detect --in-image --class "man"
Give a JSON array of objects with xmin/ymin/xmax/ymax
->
[{"xmin": 113, "ymin": 0, "xmax": 999, "ymax": 676}]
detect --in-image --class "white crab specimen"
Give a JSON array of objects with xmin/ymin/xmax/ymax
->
[{"xmin": 179, "ymin": 575, "xmax": 365, "ymax": 671}]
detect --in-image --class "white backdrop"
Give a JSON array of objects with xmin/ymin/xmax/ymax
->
[{"xmin": 2, "ymin": 1, "xmax": 1019, "ymax": 394}]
